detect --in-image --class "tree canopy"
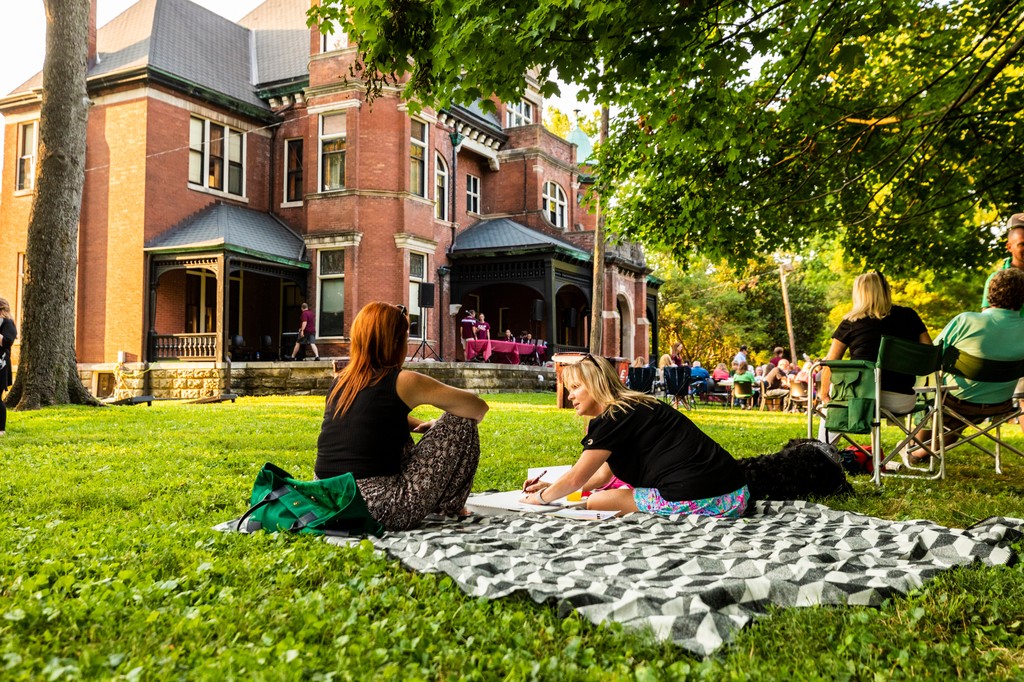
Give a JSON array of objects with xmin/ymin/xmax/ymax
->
[{"xmin": 310, "ymin": 0, "xmax": 1024, "ymax": 273}]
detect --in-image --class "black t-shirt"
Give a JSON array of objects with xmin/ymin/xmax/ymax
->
[
  {"xmin": 315, "ymin": 370, "xmax": 412, "ymax": 479},
  {"xmin": 582, "ymin": 400, "xmax": 746, "ymax": 501},
  {"xmin": 831, "ymin": 305, "xmax": 927, "ymax": 394}
]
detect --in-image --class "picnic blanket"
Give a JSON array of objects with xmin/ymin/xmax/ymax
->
[{"xmin": 366, "ymin": 501, "xmax": 1023, "ymax": 656}]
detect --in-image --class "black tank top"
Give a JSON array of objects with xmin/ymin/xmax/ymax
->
[{"xmin": 315, "ymin": 369, "xmax": 412, "ymax": 479}]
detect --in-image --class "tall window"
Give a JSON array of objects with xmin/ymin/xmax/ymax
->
[
  {"xmin": 408, "ymin": 253, "xmax": 426, "ymax": 339},
  {"xmin": 16, "ymin": 122, "xmax": 37, "ymax": 192},
  {"xmin": 320, "ymin": 113, "xmax": 347, "ymax": 192},
  {"xmin": 506, "ymin": 100, "xmax": 533, "ymax": 128},
  {"xmin": 322, "ymin": 27, "xmax": 348, "ymax": 52},
  {"xmin": 435, "ymin": 154, "xmax": 449, "ymax": 220},
  {"xmin": 466, "ymin": 174, "xmax": 480, "ymax": 214},
  {"xmin": 542, "ymin": 181, "xmax": 568, "ymax": 228},
  {"xmin": 318, "ymin": 250, "xmax": 345, "ymax": 337},
  {"xmin": 410, "ymin": 119, "xmax": 427, "ymax": 196},
  {"xmin": 188, "ymin": 116, "xmax": 245, "ymax": 196},
  {"xmin": 284, "ymin": 138, "xmax": 303, "ymax": 203}
]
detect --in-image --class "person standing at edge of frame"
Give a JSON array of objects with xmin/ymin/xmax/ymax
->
[{"xmin": 0, "ymin": 298, "xmax": 18, "ymax": 436}]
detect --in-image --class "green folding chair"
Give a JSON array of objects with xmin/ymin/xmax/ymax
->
[
  {"xmin": 871, "ymin": 336, "xmax": 945, "ymax": 485},
  {"xmin": 807, "ymin": 359, "xmax": 876, "ymax": 453},
  {"xmin": 938, "ymin": 347, "xmax": 1024, "ymax": 475}
]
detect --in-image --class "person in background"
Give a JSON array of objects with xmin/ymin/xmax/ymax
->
[
  {"xmin": 518, "ymin": 330, "xmax": 533, "ymax": 343},
  {"xmin": 521, "ymin": 354, "xmax": 748, "ymax": 518},
  {"xmin": 503, "ymin": 329, "xmax": 515, "ymax": 342},
  {"xmin": 475, "ymin": 312, "xmax": 491, "ymax": 340},
  {"xmin": 733, "ymin": 344, "xmax": 748, "ymax": 365},
  {"xmin": 669, "ymin": 342, "xmax": 685, "ymax": 367},
  {"xmin": 690, "ymin": 360, "xmax": 711, "ymax": 395},
  {"xmin": 909, "ymin": 268, "xmax": 1024, "ymax": 463},
  {"xmin": 288, "ymin": 302, "xmax": 320, "ymax": 361},
  {"xmin": 712, "ymin": 363, "xmax": 730, "ymax": 382},
  {"xmin": 982, "ymin": 215, "xmax": 1024, "ymax": 431},
  {"xmin": 732, "ymin": 360, "xmax": 756, "ymax": 409},
  {"xmin": 817, "ymin": 271, "xmax": 931, "ymax": 442},
  {"xmin": 0, "ymin": 298, "xmax": 17, "ymax": 436},
  {"xmin": 460, "ymin": 308, "xmax": 477, "ymax": 360},
  {"xmin": 315, "ymin": 302, "xmax": 489, "ymax": 530},
  {"xmin": 769, "ymin": 347, "xmax": 786, "ymax": 367}
]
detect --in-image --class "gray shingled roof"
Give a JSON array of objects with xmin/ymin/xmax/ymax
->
[
  {"xmin": 238, "ymin": 0, "xmax": 310, "ymax": 87},
  {"xmin": 10, "ymin": 0, "xmax": 267, "ymax": 112},
  {"xmin": 452, "ymin": 218, "xmax": 590, "ymax": 260},
  {"xmin": 145, "ymin": 202, "xmax": 309, "ymax": 267}
]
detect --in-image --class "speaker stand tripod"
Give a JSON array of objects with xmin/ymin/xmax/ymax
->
[{"xmin": 411, "ymin": 308, "xmax": 440, "ymax": 361}]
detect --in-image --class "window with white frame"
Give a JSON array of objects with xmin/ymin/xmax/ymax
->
[
  {"xmin": 542, "ymin": 181, "xmax": 568, "ymax": 228},
  {"xmin": 320, "ymin": 113, "xmax": 347, "ymax": 192},
  {"xmin": 284, "ymin": 138, "xmax": 303, "ymax": 203},
  {"xmin": 408, "ymin": 252, "xmax": 426, "ymax": 339},
  {"xmin": 466, "ymin": 173, "xmax": 480, "ymax": 214},
  {"xmin": 435, "ymin": 154, "xmax": 448, "ymax": 220},
  {"xmin": 188, "ymin": 116, "xmax": 245, "ymax": 196},
  {"xmin": 16, "ymin": 121, "xmax": 37, "ymax": 192},
  {"xmin": 506, "ymin": 100, "xmax": 534, "ymax": 128},
  {"xmin": 410, "ymin": 119, "xmax": 427, "ymax": 197},
  {"xmin": 321, "ymin": 26, "xmax": 348, "ymax": 52},
  {"xmin": 318, "ymin": 250, "xmax": 345, "ymax": 337}
]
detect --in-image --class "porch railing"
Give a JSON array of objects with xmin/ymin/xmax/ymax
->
[{"xmin": 150, "ymin": 333, "xmax": 218, "ymax": 361}]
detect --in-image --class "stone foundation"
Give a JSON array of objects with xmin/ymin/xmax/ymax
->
[{"xmin": 78, "ymin": 360, "xmax": 555, "ymax": 399}]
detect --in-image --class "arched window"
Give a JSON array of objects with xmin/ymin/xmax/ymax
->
[
  {"xmin": 435, "ymin": 154, "xmax": 448, "ymax": 220},
  {"xmin": 542, "ymin": 181, "xmax": 567, "ymax": 228}
]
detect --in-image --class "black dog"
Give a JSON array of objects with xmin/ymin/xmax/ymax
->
[{"xmin": 737, "ymin": 438, "xmax": 854, "ymax": 503}]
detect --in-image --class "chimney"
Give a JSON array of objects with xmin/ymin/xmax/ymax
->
[{"xmin": 88, "ymin": 0, "xmax": 98, "ymax": 68}]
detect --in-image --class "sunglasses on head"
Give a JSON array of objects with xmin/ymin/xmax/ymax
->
[
  {"xmin": 395, "ymin": 304, "xmax": 408, "ymax": 316},
  {"xmin": 582, "ymin": 353, "xmax": 602, "ymax": 367}
]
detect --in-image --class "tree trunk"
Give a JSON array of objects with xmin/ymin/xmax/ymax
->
[
  {"xmin": 8, "ymin": 0, "xmax": 101, "ymax": 410},
  {"xmin": 589, "ymin": 105, "xmax": 609, "ymax": 355}
]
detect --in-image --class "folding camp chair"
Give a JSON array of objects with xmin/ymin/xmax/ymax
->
[
  {"xmin": 786, "ymin": 381, "xmax": 810, "ymax": 414},
  {"xmin": 807, "ymin": 359, "xmax": 876, "ymax": 455},
  {"xmin": 732, "ymin": 380, "xmax": 754, "ymax": 409},
  {"xmin": 870, "ymin": 336, "xmax": 945, "ymax": 485},
  {"xmin": 627, "ymin": 366, "xmax": 658, "ymax": 395},
  {"xmin": 662, "ymin": 366, "xmax": 693, "ymax": 409},
  {"xmin": 934, "ymin": 347, "xmax": 1024, "ymax": 475}
]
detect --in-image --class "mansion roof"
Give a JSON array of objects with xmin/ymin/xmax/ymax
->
[
  {"xmin": 452, "ymin": 218, "xmax": 590, "ymax": 261},
  {"xmin": 144, "ymin": 202, "xmax": 308, "ymax": 268}
]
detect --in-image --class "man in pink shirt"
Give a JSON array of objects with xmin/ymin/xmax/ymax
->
[{"xmin": 288, "ymin": 302, "xmax": 320, "ymax": 361}]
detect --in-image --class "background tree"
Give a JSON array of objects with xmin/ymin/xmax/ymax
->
[
  {"xmin": 6, "ymin": 0, "xmax": 99, "ymax": 409},
  {"xmin": 311, "ymin": 0, "xmax": 1024, "ymax": 274}
]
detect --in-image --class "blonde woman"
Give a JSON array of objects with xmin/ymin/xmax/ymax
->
[
  {"xmin": 521, "ymin": 354, "xmax": 748, "ymax": 518},
  {"xmin": 0, "ymin": 298, "xmax": 17, "ymax": 435},
  {"xmin": 818, "ymin": 272, "xmax": 931, "ymax": 439}
]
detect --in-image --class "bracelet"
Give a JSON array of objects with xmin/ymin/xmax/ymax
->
[{"xmin": 537, "ymin": 488, "xmax": 546, "ymax": 504}]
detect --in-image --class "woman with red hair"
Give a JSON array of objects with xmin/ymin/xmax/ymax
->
[{"xmin": 315, "ymin": 302, "xmax": 489, "ymax": 530}]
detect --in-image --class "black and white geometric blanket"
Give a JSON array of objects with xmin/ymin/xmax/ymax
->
[{"xmin": 368, "ymin": 501, "xmax": 1024, "ymax": 656}]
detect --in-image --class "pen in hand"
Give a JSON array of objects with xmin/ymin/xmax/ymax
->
[{"xmin": 522, "ymin": 470, "xmax": 547, "ymax": 492}]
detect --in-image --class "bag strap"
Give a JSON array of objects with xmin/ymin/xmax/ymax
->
[{"xmin": 235, "ymin": 485, "xmax": 291, "ymax": 533}]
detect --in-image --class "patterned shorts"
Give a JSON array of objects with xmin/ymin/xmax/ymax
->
[{"xmin": 633, "ymin": 484, "xmax": 750, "ymax": 519}]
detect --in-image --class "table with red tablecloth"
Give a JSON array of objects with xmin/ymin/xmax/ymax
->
[{"xmin": 465, "ymin": 339, "xmax": 546, "ymax": 364}]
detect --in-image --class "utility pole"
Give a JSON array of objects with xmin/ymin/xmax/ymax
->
[
  {"xmin": 589, "ymin": 105, "xmax": 609, "ymax": 355},
  {"xmin": 779, "ymin": 260, "xmax": 797, "ymax": 363}
]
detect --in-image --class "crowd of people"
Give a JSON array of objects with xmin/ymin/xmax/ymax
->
[{"xmin": 459, "ymin": 308, "xmax": 541, "ymax": 362}]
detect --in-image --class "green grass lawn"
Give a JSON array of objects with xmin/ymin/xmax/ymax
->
[{"xmin": 2, "ymin": 394, "xmax": 1024, "ymax": 680}]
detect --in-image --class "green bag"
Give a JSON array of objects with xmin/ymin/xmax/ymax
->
[
  {"xmin": 824, "ymin": 362, "xmax": 876, "ymax": 434},
  {"xmin": 236, "ymin": 463, "xmax": 384, "ymax": 537}
]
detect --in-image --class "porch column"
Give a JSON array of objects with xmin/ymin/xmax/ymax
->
[
  {"xmin": 146, "ymin": 255, "xmax": 158, "ymax": 362},
  {"xmin": 216, "ymin": 254, "xmax": 227, "ymax": 363}
]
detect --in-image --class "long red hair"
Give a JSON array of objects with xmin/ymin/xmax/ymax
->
[{"xmin": 328, "ymin": 301, "xmax": 409, "ymax": 418}]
